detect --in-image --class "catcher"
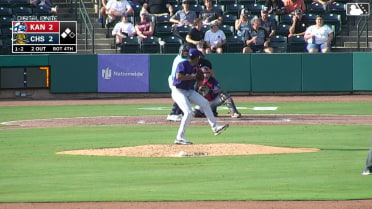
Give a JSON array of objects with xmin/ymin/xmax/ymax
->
[{"xmin": 193, "ymin": 66, "xmax": 241, "ymax": 118}]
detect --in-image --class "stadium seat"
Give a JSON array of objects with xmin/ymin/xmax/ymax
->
[
  {"xmin": 225, "ymin": 35, "xmax": 244, "ymax": 53},
  {"xmin": 132, "ymin": 4, "xmax": 141, "ymax": 18},
  {"xmin": 269, "ymin": 35, "xmax": 287, "ymax": 53},
  {"xmin": 190, "ymin": 4, "xmax": 204, "ymax": 16},
  {"xmin": 328, "ymin": 2, "xmax": 346, "ymax": 24},
  {"xmin": 161, "ymin": 35, "xmax": 183, "ymax": 53},
  {"xmin": 202, "ymin": 24, "xmax": 210, "ymax": 32},
  {"xmin": 303, "ymin": 13, "xmax": 317, "ymax": 25},
  {"xmin": 155, "ymin": 24, "xmax": 173, "ymax": 38},
  {"xmin": 323, "ymin": 13, "xmax": 341, "ymax": 35},
  {"xmin": 245, "ymin": 3, "xmax": 263, "ymax": 16},
  {"xmin": 218, "ymin": 0, "xmax": 237, "ymax": 6},
  {"xmin": 237, "ymin": 0, "xmax": 255, "ymax": 7},
  {"xmin": 0, "ymin": 6, "xmax": 12, "ymax": 16},
  {"xmin": 10, "ymin": 0, "xmax": 31, "ymax": 6},
  {"xmin": 279, "ymin": 14, "xmax": 293, "ymax": 24},
  {"xmin": 267, "ymin": 14, "xmax": 279, "ymax": 23},
  {"xmin": 172, "ymin": 4, "xmax": 181, "ymax": 13},
  {"xmin": 176, "ymin": 25, "xmax": 192, "ymax": 40},
  {"xmin": 276, "ymin": 23, "xmax": 290, "ymax": 36},
  {"xmin": 165, "ymin": 0, "xmax": 178, "ymax": 6},
  {"xmin": 287, "ymin": 35, "xmax": 306, "ymax": 52},
  {"xmin": 0, "ymin": 16, "xmax": 12, "ymax": 27},
  {"xmin": 13, "ymin": 6, "xmax": 33, "ymax": 16},
  {"xmin": 307, "ymin": 3, "xmax": 327, "ymax": 15},
  {"xmin": 1, "ymin": 26, "xmax": 11, "ymax": 38},
  {"xmin": 224, "ymin": 4, "xmax": 244, "ymax": 16},
  {"xmin": 141, "ymin": 36, "xmax": 161, "ymax": 53},
  {"xmin": 222, "ymin": 14, "xmax": 237, "ymax": 27},
  {"xmin": 155, "ymin": 15, "xmax": 172, "ymax": 27},
  {"xmin": 0, "ymin": 0, "xmax": 11, "ymax": 6},
  {"xmin": 120, "ymin": 36, "xmax": 141, "ymax": 53},
  {"xmin": 220, "ymin": 24, "xmax": 234, "ymax": 37},
  {"xmin": 33, "ymin": 5, "xmax": 51, "ymax": 16}
]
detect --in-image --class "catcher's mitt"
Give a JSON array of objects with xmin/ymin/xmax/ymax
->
[{"xmin": 198, "ymin": 85, "xmax": 210, "ymax": 97}]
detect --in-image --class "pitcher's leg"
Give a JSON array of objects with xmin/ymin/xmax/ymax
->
[
  {"xmin": 172, "ymin": 89, "xmax": 192, "ymax": 140},
  {"xmin": 189, "ymin": 91, "xmax": 217, "ymax": 129}
]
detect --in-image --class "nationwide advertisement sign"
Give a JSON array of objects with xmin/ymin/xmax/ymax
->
[{"xmin": 98, "ymin": 54, "xmax": 149, "ymax": 92}]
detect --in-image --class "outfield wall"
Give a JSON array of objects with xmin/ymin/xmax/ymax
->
[{"xmin": 0, "ymin": 53, "xmax": 371, "ymax": 96}]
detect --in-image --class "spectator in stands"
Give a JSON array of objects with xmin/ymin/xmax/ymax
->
[
  {"xmin": 135, "ymin": 11, "xmax": 154, "ymax": 39},
  {"xmin": 312, "ymin": 0, "xmax": 334, "ymax": 6},
  {"xmin": 243, "ymin": 17, "xmax": 273, "ymax": 53},
  {"xmin": 105, "ymin": 0, "xmax": 134, "ymax": 27},
  {"xmin": 199, "ymin": 0, "xmax": 223, "ymax": 26},
  {"xmin": 264, "ymin": 0, "xmax": 286, "ymax": 15},
  {"xmin": 186, "ymin": 18, "xmax": 206, "ymax": 54},
  {"xmin": 235, "ymin": 9, "xmax": 251, "ymax": 41},
  {"xmin": 141, "ymin": 0, "xmax": 173, "ymax": 16},
  {"xmin": 204, "ymin": 22, "xmax": 226, "ymax": 54},
  {"xmin": 284, "ymin": 0, "xmax": 306, "ymax": 14},
  {"xmin": 112, "ymin": 14, "xmax": 137, "ymax": 45},
  {"xmin": 304, "ymin": 15, "xmax": 333, "ymax": 53},
  {"xmin": 31, "ymin": 0, "xmax": 58, "ymax": 14},
  {"xmin": 288, "ymin": 9, "xmax": 308, "ymax": 38},
  {"xmin": 99, "ymin": 0, "xmax": 108, "ymax": 24},
  {"xmin": 170, "ymin": 0, "xmax": 197, "ymax": 27},
  {"xmin": 259, "ymin": 8, "xmax": 277, "ymax": 38},
  {"xmin": 170, "ymin": 0, "xmax": 197, "ymax": 39}
]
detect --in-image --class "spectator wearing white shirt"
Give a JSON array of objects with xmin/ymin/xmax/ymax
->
[
  {"xmin": 204, "ymin": 22, "xmax": 226, "ymax": 54},
  {"xmin": 304, "ymin": 15, "xmax": 333, "ymax": 53},
  {"xmin": 106, "ymin": 0, "xmax": 134, "ymax": 27},
  {"xmin": 112, "ymin": 14, "xmax": 137, "ymax": 44}
]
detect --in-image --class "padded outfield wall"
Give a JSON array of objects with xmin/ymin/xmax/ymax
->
[{"xmin": 0, "ymin": 53, "xmax": 371, "ymax": 94}]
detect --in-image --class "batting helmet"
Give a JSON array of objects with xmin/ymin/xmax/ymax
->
[{"xmin": 179, "ymin": 45, "xmax": 190, "ymax": 58}]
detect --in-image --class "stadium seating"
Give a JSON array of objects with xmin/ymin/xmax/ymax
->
[
  {"xmin": 307, "ymin": 3, "xmax": 327, "ymax": 15},
  {"xmin": 245, "ymin": 3, "xmax": 263, "ymax": 16},
  {"xmin": 176, "ymin": 25, "xmax": 192, "ymax": 40},
  {"xmin": 225, "ymin": 35, "xmax": 244, "ymax": 53},
  {"xmin": 323, "ymin": 13, "xmax": 341, "ymax": 35},
  {"xmin": 0, "ymin": 6, "xmax": 12, "ymax": 16},
  {"xmin": 161, "ymin": 35, "xmax": 183, "ymax": 53},
  {"xmin": 155, "ymin": 24, "xmax": 173, "ymax": 38},
  {"xmin": 33, "ymin": 5, "xmax": 52, "ymax": 16},
  {"xmin": 276, "ymin": 23, "xmax": 290, "ymax": 36},
  {"xmin": 0, "ymin": 0, "xmax": 11, "ymax": 6},
  {"xmin": 270, "ymin": 35, "xmax": 288, "ymax": 53},
  {"xmin": 328, "ymin": 2, "xmax": 346, "ymax": 24},
  {"xmin": 190, "ymin": 4, "xmax": 204, "ymax": 16},
  {"xmin": 279, "ymin": 14, "xmax": 293, "ymax": 24},
  {"xmin": 120, "ymin": 36, "xmax": 141, "ymax": 53},
  {"xmin": 218, "ymin": 0, "xmax": 237, "ymax": 6},
  {"xmin": 13, "ymin": 6, "xmax": 33, "ymax": 16},
  {"xmin": 141, "ymin": 36, "xmax": 161, "ymax": 53},
  {"xmin": 237, "ymin": 0, "xmax": 255, "ymax": 7},
  {"xmin": 224, "ymin": 4, "xmax": 244, "ymax": 16},
  {"xmin": 220, "ymin": 24, "xmax": 234, "ymax": 37},
  {"xmin": 287, "ymin": 35, "xmax": 306, "ymax": 52},
  {"xmin": 222, "ymin": 14, "xmax": 237, "ymax": 27}
]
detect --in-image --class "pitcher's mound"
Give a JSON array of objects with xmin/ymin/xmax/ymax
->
[{"xmin": 57, "ymin": 143, "xmax": 319, "ymax": 157}]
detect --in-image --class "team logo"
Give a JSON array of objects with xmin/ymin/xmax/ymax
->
[
  {"xmin": 102, "ymin": 67, "xmax": 112, "ymax": 80},
  {"xmin": 13, "ymin": 22, "xmax": 28, "ymax": 33},
  {"xmin": 14, "ymin": 33, "xmax": 29, "ymax": 44}
]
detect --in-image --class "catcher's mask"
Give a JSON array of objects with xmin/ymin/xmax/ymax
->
[{"xmin": 200, "ymin": 66, "xmax": 211, "ymax": 74}]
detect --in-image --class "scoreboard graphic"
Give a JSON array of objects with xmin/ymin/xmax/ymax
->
[
  {"xmin": 12, "ymin": 21, "xmax": 77, "ymax": 53},
  {"xmin": 346, "ymin": 3, "xmax": 370, "ymax": 16}
]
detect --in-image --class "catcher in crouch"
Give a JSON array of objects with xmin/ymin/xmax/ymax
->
[{"xmin": 193, "ymin": 66, "xmax": 242, "ymax": 118}]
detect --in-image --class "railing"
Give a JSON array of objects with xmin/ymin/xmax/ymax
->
[
  {"xmin": 355, "ymin": 0, "xmax": 370, "ymax": 50},
  {"xmin": 74, "ymin": 0, "xmax": 95, "ymax": 53}
]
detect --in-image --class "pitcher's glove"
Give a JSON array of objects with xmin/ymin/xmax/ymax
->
[
  {"xmin": 195, "ymin": 69, "xmax": 204, "ymax": 82},
  {"xmin": 198, "ymin": 85, "xmax": 210, "ymax": 97}
]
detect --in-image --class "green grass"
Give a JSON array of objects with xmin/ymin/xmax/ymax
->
[{"xmin": 1, "ymin": 102, "xmax": 372, "ymax": 202}]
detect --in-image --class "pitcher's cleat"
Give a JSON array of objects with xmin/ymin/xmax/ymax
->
[
  {"xmin": 174, "ymin": 138, "xmax": 193, "ymax": 145},
  {"xmin": 213, "ymin": 124, "xmax": 229, "ymax": 136}
]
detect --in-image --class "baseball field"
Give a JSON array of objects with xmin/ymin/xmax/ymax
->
[{"xmin": 1, "ymin": 95, "xmax": 372, "ymax": 209}]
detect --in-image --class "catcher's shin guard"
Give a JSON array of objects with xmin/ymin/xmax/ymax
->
[{"xmin": 226, "ymin": 97, "xmax": 240, "ymax": 115}]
